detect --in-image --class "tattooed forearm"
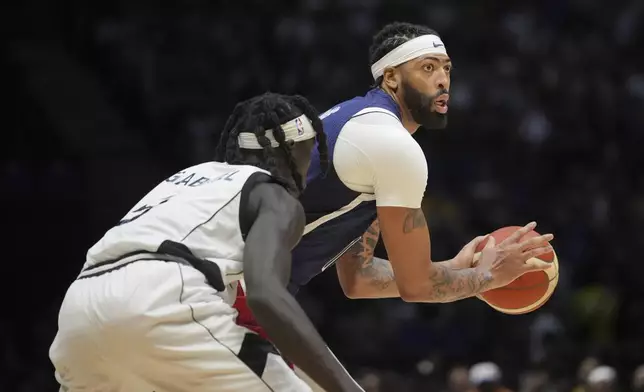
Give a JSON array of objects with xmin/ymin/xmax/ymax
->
[
  {"xmin": 343, "ymin": 211, "xmax": 491, "ymax": 301},
  {"xmin": 397, "ymin": 208, "xmax": 491, "ymax": 302},
  {"xmin": 336, "ymin": 220, "xmax": 400, "ymax": 298},
  {"xmin": 354, "ymin": 256, "xmax": 395, "ymax": 291},
  {"xmin": 423, "ymin": 262, "xmax": 493, "ymax": 303}
]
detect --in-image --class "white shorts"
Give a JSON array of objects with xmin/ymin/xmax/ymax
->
[{"xmin": 49, "ymin": 258, "xmax": 312, "ymax": 392}]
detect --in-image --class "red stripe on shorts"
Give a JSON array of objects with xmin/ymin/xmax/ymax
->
[{"xmin": 233, "ymin": 285, "xmax": 294, "ymax": 369}]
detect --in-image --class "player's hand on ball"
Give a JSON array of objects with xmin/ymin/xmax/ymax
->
[
  {"xmin": 452, "ymin": 235, "xmax": 489, "ymax": 269},
  {"xmin": 477, "ymin": 222, "xmax": 554, "ymax": 290}
]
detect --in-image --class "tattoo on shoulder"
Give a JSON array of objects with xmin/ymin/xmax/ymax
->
[{"xmin": 402, "ymin": 208, "xmax": 427, "ymax": 233}]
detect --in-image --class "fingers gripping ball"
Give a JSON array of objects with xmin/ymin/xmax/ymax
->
[{"xmin": 475, "ymin": 226, "xmax": 559, "ymax": 315}]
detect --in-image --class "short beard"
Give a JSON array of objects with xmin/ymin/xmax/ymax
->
[{"xmin": 401, "ymin": 79, "xmax": 448, "ymax": 130}]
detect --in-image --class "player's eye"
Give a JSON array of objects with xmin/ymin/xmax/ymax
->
[
  {"xmin": 423, "ymin": 64, "xmax": 434, "ymax": 72},
  {"xmin": 444, "ymin": 65, "xmax": 452, "ymax": 73}
]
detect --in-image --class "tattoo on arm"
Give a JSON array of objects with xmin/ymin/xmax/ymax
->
[
  {"xmin": 401, "ymin": 207, "xmax": 492, "ymax": 302},
  {"xmin": 340, "ymin": 220, "xmax": 395, "ymax": 291},
  {"xmin": 426, "ymin": 263, "xmax": 493, "ymax": 302},
  {"xmin": 402, "ymin": 208, "xmax": 427, "ymax": 233}
]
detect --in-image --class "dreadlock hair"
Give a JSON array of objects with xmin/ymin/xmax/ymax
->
[
  {"xmin": 369, "ymin": 22, "xmax": 440, "ymax": 86},
  {"xmin": 214, "ymin": 92, "xmax": 328, "ymax": 193}
]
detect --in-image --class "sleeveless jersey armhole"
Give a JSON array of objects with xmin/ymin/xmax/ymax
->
[{"xmin": 239, "ymin": 172, "xmax": 274, "ymax": 240}]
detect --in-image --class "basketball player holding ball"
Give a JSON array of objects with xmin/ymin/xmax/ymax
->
[{"xmin": 233, "ymin": 22, "xmax": 557, "ymax": 389}]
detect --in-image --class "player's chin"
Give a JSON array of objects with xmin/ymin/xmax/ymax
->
[{"xmin": 423, "ymin": 112, "xmax": 448, "ymax": 130}]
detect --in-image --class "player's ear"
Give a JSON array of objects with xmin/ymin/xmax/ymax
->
[{"xmin": 382, "ymin": 67, "xmax": 400, "ymax": 91}]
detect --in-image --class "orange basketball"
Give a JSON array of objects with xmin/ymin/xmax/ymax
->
[{"xmin": 474, "ymin": 226, "xmax": 559, "ymax": 315}]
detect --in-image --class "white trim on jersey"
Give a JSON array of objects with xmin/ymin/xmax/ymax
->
[
  {"xmin": 303, "ymin": 193, "xmax": 375, "ymax": 236},
  {"xmin": 78, "ymin": 252, "xmax": 187, "ymax": 279},
  {"xmin": 238, "ymin": 114, "xmax": 317, "ymax": 149},
  {"xmin": 299, "ymin": 107, "xmax": 392, "ymax": 236},
  {"xmin": 238, "ymin": 278, "xmax": 247, "ymax": 293},
  {"xmin": 320, "ymin": 236, "xmax": 361, "ymax": 272},
  {"xmin": 353, "ymin": 107, "xmax": 399, "ymax": 119}
]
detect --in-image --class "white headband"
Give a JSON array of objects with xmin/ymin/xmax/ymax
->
[
  {"xmin": 370, "ymin": 34, "xmax": 448, "ymax": 80},
  {"xmin": 237, "ymin": 114, "xmax": 316, "ymax": 149}
]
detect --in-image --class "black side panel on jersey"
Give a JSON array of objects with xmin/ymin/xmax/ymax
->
[
  {"xmin": 239, "ymin": 172, "xmax": 275, "ymax": 240},
  {"xmin": 237, "ymin": 332, "xmax": 279, "ymax": 377},
  {"xmin": 157, "ymin": 240, "xmax": 226, "ymax": 291}
]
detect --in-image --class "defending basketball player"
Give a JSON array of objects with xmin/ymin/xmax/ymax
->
[
  {"xmin": 49, "ymin": 93, "xmax": 364, "ymax": 392},
  {"xmin": 233, "ymin": 23, "xmax": 556, "ymax": 366}
]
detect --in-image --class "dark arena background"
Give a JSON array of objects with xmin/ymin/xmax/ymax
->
[{"xmin": 3, "ymin": 0, "xmax": 644, "ymax": 391}]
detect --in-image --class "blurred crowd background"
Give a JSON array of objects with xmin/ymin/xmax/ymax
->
[{"xmin": 3, "ymin": 0, "xmax": 644, "ymax": 391}]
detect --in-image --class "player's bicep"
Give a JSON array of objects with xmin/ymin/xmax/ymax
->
[
  {"xmin": 370, "ymin": 138, "xmax": 431, "ymax": 298},
  {"xmin": 377, "ymin": 206, "xmax": 432, "ymax": 300}
]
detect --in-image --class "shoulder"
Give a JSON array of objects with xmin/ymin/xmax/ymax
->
[
  {"xmin": 249, "ymin": 182, "xmax": 302, "ymax": 213},
  {"xmin": 336, "ymin": 111, "xmax": 428, "ymax": 208},
  {"xmin": 241, "ymin": 179, "xmax": 305, "ymax": 234},
  {"xmin": 338, "ymin": 110, "xmax": 425, "ymax": 165}
]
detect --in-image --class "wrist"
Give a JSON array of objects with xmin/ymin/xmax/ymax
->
[
  {"xmin": 441, "ymin": 258, "xmax": 458, "ymax": 269},
  {"xmin": 474, "ymin": 265, "xmax": 495, "ymax": 292},
  {"xmin": 442, "ymin": 256, "xmax": 468, "ymax": 270}
]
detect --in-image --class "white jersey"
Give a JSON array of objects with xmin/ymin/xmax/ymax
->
[{"xmin": 85, "ymin": 162, "xmax": 270, "ymax": 285}]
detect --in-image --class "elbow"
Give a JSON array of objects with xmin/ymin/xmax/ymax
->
[
  {"xmin": 399, "ymin": 291, "xmax": 424, "ymax": 303},
  {"xmin": 244, "ymin": 279, "xmax": 272, "ymax": 310},
  {"xmin": 246, "ymin": 291, "xmax": 275, "ymax": 320},
  {"xmin": 340, "ymin": 283, "xmax": 362, "ymax": 299},
  {"xmin": 398, "ymin": 284, "xmax": 430, "ymax": 303},
  {"xmin": 244, "ymin": 279, "xmax": 284, "ymax": 320},
  {"xmin": 340, "ymin": 282, "xmax": 386, "ymax": 299},
  {"xmin": 338, "ymin": 276, "xmax": 372, "ymax": 299}
]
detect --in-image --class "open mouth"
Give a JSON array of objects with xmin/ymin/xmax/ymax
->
[{"xmin": 434, "ymin": 94, "xmax": 449, "ymax": 114}]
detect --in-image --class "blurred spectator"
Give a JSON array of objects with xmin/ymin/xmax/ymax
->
[
  {"xmin": 632, "ymin": 365, "xmax": 644, "ymax": 392},
  {"xmin": 585, "ymin": 366, "xmax": 618, "ymax": 392},
  {"xmin": 447, "ymin": 365, "xmax": 472, "ymax": 392},
  {"xmin": 470, "ymin": 362, "xmax": 512, "ymax": 392}
]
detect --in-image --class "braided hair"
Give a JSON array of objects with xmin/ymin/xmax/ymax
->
[
  {"xmin": 215, "ymin": 92, "xmax": 328, "ymax": 193},
  {"xmin": 369, "ymin": 22, "xmax": 439, "ymax": 86}
]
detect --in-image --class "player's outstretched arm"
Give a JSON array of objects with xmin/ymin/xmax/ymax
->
[
  {"xmin": 378, "ymin": 206, "xmax": 493, "ymax": 303},
  {"xmin": 334, "ymin": 120, "xmax": 492, "ymax": 302},
  {"xmin": 335, "ymin": 219, "xmax": 490, "ymax": 299},
  {"xmin": 378, "ymin": 209, "xmax": 555, "ymax": 303},
  {"xmin": 243, "ymin": 181, "xmax": 363, "ymax": 392},
  {"xmin": 334, "ymin": 119, "xmax": 553, "ymax": 302}
]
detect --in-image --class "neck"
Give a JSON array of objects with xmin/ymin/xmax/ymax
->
[{"xmin": 378, "ymin": 85, "xmax": 421, "ymax": 134}]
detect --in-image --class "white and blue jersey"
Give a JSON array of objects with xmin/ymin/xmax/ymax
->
[{"xmin": 289, "ymin": 88, "xmax": 428, "ymax": 292}]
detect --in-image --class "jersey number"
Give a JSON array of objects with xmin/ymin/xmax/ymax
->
[{"xmin": 118, "ymin": 197, "xmax": 173, "ymax": 225}]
